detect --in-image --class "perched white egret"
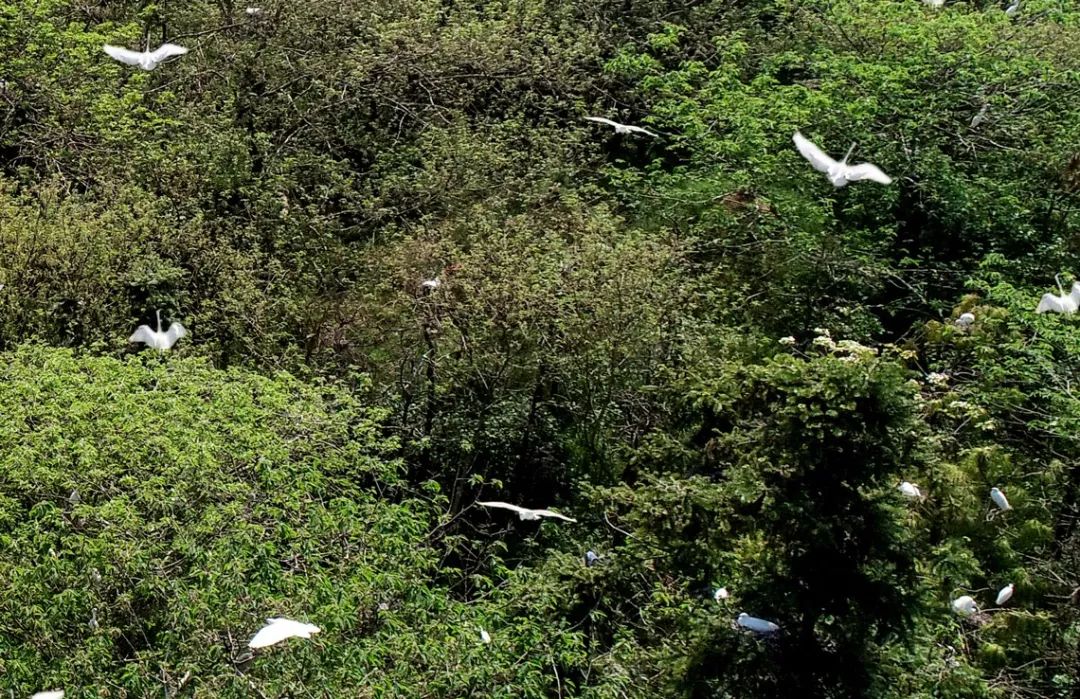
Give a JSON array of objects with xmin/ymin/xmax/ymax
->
[
  {"xmin": 420, "ymin": 278, "xmax": 442, "ymax": 292},
  {"xmin": 88, "ymin": 608, "xmax": 99, "ymax": 631},
  {"xmin": 923, "ymin": 0, "xmax": 945, "ymax": 6},
  {"xmin": 996, "ymin": 583, "xmax": 1015, "ymax": 606},
  {"xmin": 1036, "ymin": 279, "xmax": 1080, "ymax": 314},
  {"xmin": 970, "ymin": 103, "xmax": 989, "ymax": 129},
  {"xmin": 245, "ymin": 6, "xmax": 263, "ymax": 14},
  {"xmin": 714, "ymin": 587, "xmax": 730, "ymax": 602},
  {"xmin": 584, "ymin": 117, "xmax": 659, "ymax": 138},
  {"xmin": 479, "ymin": 628, "xmax": 491, "ymax": 644},
  {"xmin": 952, "ymin": 595, "xmax": 977, "ymax": 616},
  {"xmin": 737, "ymin": 612, "xmax": 780, "ymax": 634},
  {"xmin": 103, "ymin": 43, "xmax": 188, "ymax": 71},
  {"xmin": 584, "ymin": 550, "xmax": 600, "ymax": 567},
  {"xmin": 990, "ymin": 487, "xmax": 1012, "ymax": 511},
  {"xmin": 476, "ymin": 501, "xmax": 577, "ymax": 522},
  {"xmin": 248, "ymin": 617, "xmax": 321, "ymax": 649},
  {"xmin": 1005, "ymin": 0, "xmax": 1020, "ymax": 16},
  {"xmin": 31, "ymin": 692, "xmax": 64, "ymax": 699},
  {"xmin": 68, "ymin": 489, "xmax": 81, "ymax": 505},
  {"xmin": 792, "ymin": 132, "xmax": 893, "ymax": 187},
  {"xmin": 955, "ymin": 312, "xmax": 976, "ymax": 328},
  {"xmin": 129, "ymin": 310, "xmax": 188, "ymax": 351},
  {"xmin": 899, "ymin": 481, "xmax": 922, "ymax": 499}
]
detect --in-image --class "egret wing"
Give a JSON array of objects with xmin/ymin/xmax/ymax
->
[
  {"xmin": 845, "ymin": 162, "xmax": 893, "ymax": 185},
  {"xmin": 103, "ymin": 45, "xmax": 145, "ymax": 66},
  {"xmin": 476, "ymin": 500, "xmax": 525, "ymax": 515},
  {"xmin": 792, "ymin": 132, "xmax": 836, "ymax": 173},
  {"xmin": 1037, "ymin": 293, "xmax": 1064, "ymax": 313},
  {"xmin": 150, "ymin": 43, "xmax": 188, "ymax": 62},
  {"xmin": 165, "ymin": 322, "xmax": 188, "ymax": 348},
  {"xmin": 129, "ymin": 325, "xmax": 157, "ymax": 345},
  {"xmin": 584, "ymin": 117, "xmax": 619, "ymax": 128},
  {"xmin": 531, "ymin": 509, "xmax": 577, "ymax": 522},
  {"xmin": 625, "ymin": 125, "xmax": 660, "ymax": 138}
]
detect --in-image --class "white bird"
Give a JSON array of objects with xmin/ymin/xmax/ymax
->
[
  {"xmin": 245, "ymin": 6, "xmax": 263, "ymax": 14},
  {"xmin": 990, "ymin": 487, "xmax": 1012, "ymax": 511},
  {"xmin": 129, "ymin": 310, "xmax": 188, "ymax": 351},
  {"xmin": 714, "ymin": 587, "xmax": 730, "ymax": 602},
  {"xmin": 1005, "ymin": 0, "xmax": 1020, "ymax": 17},
  {"xmin": 1036, "ymin": 278, "xmax": 1080, "ymax": 314},
  {"xmin": 952, "ymin": 595, "xmax": 977, "ymax": 616},
  {"xmin": 584, "ymin": 117, "xmax": 659, "ymax": 138},
  {"xmin": 923, "ymin": 0, "xmax": 945, "ymax": 6},
  {"xmin": 248, "ymin": 617, "xmax": 321, "ymax": 649},
  {"xmin": 736, "ymin": 612, "xmax": 780, "ymax": 634},
  {"xmin": 476, "ymin": 501, "xmax": 577, "ymax": 522},
  {"xmin": 32, "ymin": 692, "xmax": 64, "ymax": 699},
  {"xmin": 479, "ymin": 628, "xmax": 491, "ymax": 644},
  {"xmin": 584, "ymin": 550, "xmax": 600, "ymax": 567},
  {"xmin": 996, "ymin": 583, "xmax": 1015, "ymax": 606},
  {"xmin": 103, "ymin": 43, "xmax": 188, "ymax": 71},
  {"xmin": 955, "ymin": 312, "xmax": 976, "ymax": 328},
  {"xmin": 792, "ymin": 132, "xmax": 893, "ymax": 187},
  {"xmin": 420, "ymin": 278, "xmax": 442, "ymax": 292},
  {"xmin": 898, "ymin": 482, "xmax": 922, "ymax": 499},
  {"xmin": 970, "ymin": 103, "xmax": 989, "ymax": 129}
]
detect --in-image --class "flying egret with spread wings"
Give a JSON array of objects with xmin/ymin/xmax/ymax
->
[
  {"xmin": 584, "ymin": 117, "xmax": 659, "ymax": 138},
  {"xmin": 1036, "ymin": 277, "xmax": 1080, "ymax": 314},
  {"xmin": 476, "ymin": 501, "xmax": 577, "ymax": 522},
  {"xmin": 248, "ymin": 617, "xmax": 321, "ymax": 649},
  {"xmin": 129, "ymin": 310, "xmax": 187, "ymax": 351},
  {"xmin": 103, "ymin": 43, "xmax": 188, "ymax": 71},
  {"xmin": 793, "ymin": 132, "xmax": 892, "ymax": 187}
]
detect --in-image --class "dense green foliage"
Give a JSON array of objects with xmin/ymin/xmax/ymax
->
[{"xmin": 1, "ymin": 0, "xmax": 1079, "ymax": 696}]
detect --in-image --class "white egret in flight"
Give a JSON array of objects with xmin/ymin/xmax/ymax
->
[
  {"xmin": 990, "ymin": 487, "xmax": 1012, "ymax": 511},
  {"xmin": 736, "ymin": 612, "xmax": 780, "ymax": 634},
  {"xmin": 792, "ymin": 132, "xmax": 893, "ymax": 187},
  {"xmin": 996, "ymin": 583, "xmax": 1014, "ymax": 606},
  {"xmin": 1036, "ymin": 277, "xmax": 1080, "ymax": 314},
  {"xmin": 129, "ymin": 310, "xmax": 188, "ymax": 351},
  {"xmin": 952, "ymin": 595, "xmax": 977, "ymax": 616},
  {"xmin": 898, "ymin": 482, "xmax": 922, "ymax": 499},
  {"xmin": 103, "ymin": 43, "xmax": 188, "ymax": 71},
  {"xmin": 584, "ymin": 117, "xmax": 659, "ymax": 137},
  {"xmin": 476, "ymin": 501, "xmax": 577, "ymax": 522},
  {"xmin": 249, "ymin": 618, "xmax": 321, "ymax": 649}
]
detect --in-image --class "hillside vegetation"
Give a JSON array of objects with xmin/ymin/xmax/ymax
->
[{"xmin": 1, "ymin": 0, "xmax": 1079, "ymax": 697}]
